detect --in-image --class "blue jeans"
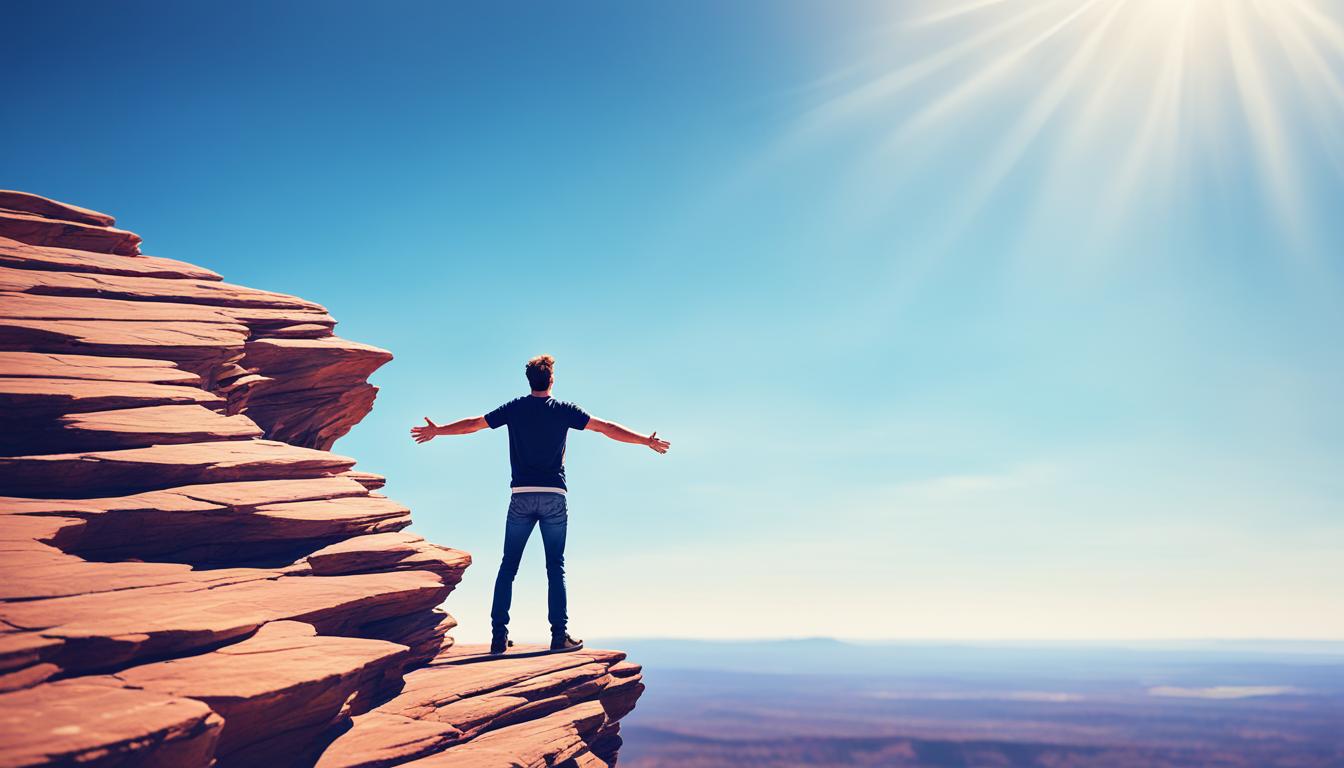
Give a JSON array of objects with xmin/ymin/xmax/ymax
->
[{"xmin": 490, "ymin": 492, "xmax": 568, "ymax": 637}]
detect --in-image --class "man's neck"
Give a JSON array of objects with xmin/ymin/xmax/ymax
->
[{"xmin": 530, "ymin": 389, "xmax": 551, "ymax": 398}]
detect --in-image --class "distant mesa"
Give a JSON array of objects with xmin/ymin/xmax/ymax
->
[{"xmin": 0, "ymin": 190, "xmax": 643, "ymax": 767}]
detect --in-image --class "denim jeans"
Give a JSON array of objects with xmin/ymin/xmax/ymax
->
[{"xmin": 490, "ymin": 492, "xmax": 567, "ymax": 637}]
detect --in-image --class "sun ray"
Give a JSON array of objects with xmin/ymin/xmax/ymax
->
[
  {"xmin": 1099, "ymin": 0, "xmax": 1197, "ymax": 232},
  {"xmin": 1260, "ymin": 0, "xmax": 1344, "ymax": 172},
  {"xmin": 878, "ymin": 0, "xmax": 1111, "ymax": 154},
  {"xmin": 791, "ymin": 1, "xmax": 1063, "ymax": 142},
  {"xmin": 956, "ymin": 0, "xmax": 1128, "ymax": 223},
  {"xmin": 909, "ymin": 0, "xmax": 1019, "ymax": 28},
  {"xmin": 1065, "ymin": 1, "xmax": 1153, "ymax": 142},
  {"xmin": 1223, "ymin": 0, "xmax": 1311, "ymax": 249},
  {"xmin": 1280, "ymin": 0, "xmax": 1344, "ymax": 56}
]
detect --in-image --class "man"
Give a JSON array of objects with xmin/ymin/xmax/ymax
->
[{"xmin": 411, "ymin": 354, "xmax": 670, "ymax": 655}]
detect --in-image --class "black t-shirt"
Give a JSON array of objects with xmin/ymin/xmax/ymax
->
[{"xmin": 485, "ymin": 395, "xmax": 591, "ymax": 489}]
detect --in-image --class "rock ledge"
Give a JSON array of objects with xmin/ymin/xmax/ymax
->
[{"xmin": 0, "ymin": 191, "xmax": 642, "ymax": 768}]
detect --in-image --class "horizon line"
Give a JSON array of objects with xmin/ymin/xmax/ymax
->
[{"xmin": 588, "ymin": 635, "xmax": 1344, "ymax": 646}]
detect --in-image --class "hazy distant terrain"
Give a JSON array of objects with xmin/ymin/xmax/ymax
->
[{"xmin": 599, "ymin": 639, "xmax": 1344, "ymax": 768}]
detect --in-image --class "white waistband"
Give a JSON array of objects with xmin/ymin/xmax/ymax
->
[{"xmin": 511, "ymin": 486, "xmax": 566, "ymax": 495}]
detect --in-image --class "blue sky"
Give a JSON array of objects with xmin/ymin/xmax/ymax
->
[{"xmin": 6, "ymin": 1, "xmax": 1343, "ymax": 641}]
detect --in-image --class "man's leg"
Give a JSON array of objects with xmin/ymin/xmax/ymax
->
[
  {"xmin": 536, "ymin": 494, "xmax": 569, "ymax": 639},
  {"xmin": 490, "ymin": 495, "xmax": 537, "ymax": 639}
]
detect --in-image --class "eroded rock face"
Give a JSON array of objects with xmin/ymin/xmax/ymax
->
[{"xmin": 0, "ymin": 191, "xmax": 642, "ymax": 767}]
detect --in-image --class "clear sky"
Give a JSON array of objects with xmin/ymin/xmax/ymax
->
[{"xmin": 6, "ymin": 1, "xmax": 1343, "ymax": 642}]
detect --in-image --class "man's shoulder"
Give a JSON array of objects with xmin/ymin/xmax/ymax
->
[
  {"xmin": 495, "ymin": 395, "xmax": 538, "ymax": 410},
  {"xmin": 485, "ymin": 395, "xmax": 530, "ymax": 427},
  {"xmin": 549, "ymin": 398, "xmax": 590, "ymax": 430}
]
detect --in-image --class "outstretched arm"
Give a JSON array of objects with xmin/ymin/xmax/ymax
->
[
  {"xmin": 411, "ymin": 416, "xmax": 488, "ymax": 444},
  {"xmin": 586, "ymin": 417, "xmax": 670, "ymax": 454}
]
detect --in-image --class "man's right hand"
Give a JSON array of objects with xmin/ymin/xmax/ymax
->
[
  {"xmin": 646, "ymin": 432, "xmax": 670, "ymax": 454},
  {"xmin": 411, "ymin": 417, "xmax": 440, "ymax": 444}
]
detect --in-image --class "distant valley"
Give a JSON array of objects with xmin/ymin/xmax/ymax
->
[{"xmin": 599, "ymin": 638, "xmax": 1344, "ymax": 768}]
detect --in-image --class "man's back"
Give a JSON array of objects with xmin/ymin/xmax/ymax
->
[
  {"xmin": 409, "ymin": 353, "xmax": 667, "ymax": 654},
  {"xmin": 485, "ymin": 395, "xmax": 591, "ymax": 490}
]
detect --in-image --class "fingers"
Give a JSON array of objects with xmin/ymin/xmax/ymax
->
[{"xmin": 646, "ymin": 432, "xmax": 670, "ymax": 454}]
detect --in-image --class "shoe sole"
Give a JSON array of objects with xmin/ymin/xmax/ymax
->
[{"xmin": 457, "ymin": 643, "xmax": 585, "ymax": 664}]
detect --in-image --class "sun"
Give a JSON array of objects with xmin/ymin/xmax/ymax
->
[{"xmin": 786, "ymin": 0, "xmax": 1344, "ymax": 252}]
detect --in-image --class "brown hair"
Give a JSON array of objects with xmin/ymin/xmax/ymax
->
[{"xmin": 525, "ymin": 354, "xmax": 555, "ymax": 391}]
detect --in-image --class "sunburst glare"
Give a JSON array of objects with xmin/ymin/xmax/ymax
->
[{"xmin": 788, "ymin": 0, "xmax": 1344, "ymax": 254}]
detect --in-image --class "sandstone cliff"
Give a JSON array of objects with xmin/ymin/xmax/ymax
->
[{"xmin": 0, "ymin": 191, "xmax": 644, "ymax": 767}]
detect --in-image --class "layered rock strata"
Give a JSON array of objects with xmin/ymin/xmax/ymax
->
[{"xmin": 0, "ymin": 191, "xmax": 642, "ymax": 767}]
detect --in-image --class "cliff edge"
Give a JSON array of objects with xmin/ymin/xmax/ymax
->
[{"xmin": 0, "ymin": 191, "xmax": 643, "ymax": 767}]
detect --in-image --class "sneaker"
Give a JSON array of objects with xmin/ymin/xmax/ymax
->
[
  {"xmin": 490, "ymin": 634, "xmax": 513, "ymax": 655},
  {"xmin": 550, "ymin": 633, "xmax": 583, "ymax": 652}
]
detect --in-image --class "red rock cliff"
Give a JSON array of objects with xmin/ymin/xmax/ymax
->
[{"xmin": 0, "ymin": 191, "xmax": 644, "ymax": 767}]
